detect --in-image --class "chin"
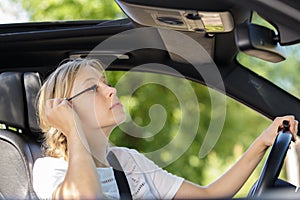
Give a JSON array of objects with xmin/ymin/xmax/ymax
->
[
  {"xmin": 112, "ymin": 108, "xmax": 126, "ymax": 125},
  {"xmin": 115, "ymin": 114, "xmax": 126, "ymax": 125}
]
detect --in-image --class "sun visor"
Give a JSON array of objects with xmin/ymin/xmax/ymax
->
[{"xmin": 115, "ymin": 0, "xmax": 234, "ymax": 33}]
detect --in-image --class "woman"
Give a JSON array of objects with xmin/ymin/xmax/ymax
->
[{"xmin": 33, "ymin": 58, "xmax": 298, "ymax": 199}]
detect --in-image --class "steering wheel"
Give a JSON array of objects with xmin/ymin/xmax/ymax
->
[{"xmin": 248, "ymin": 123, "xmax": 292, "ymax": 197}]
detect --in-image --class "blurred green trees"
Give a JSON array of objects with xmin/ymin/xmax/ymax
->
[
  {"xmin": 19, "ymin": 0, "xmax": 278, "ymax": 197},
  {"xmin": 21, "ymin": 0, "xmax": 125, "ymax": 21}
]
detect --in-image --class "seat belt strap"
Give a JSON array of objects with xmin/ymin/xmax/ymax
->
[{"xmin": 107, "ymin": 151, "xmax": 133, "ymax": 200}]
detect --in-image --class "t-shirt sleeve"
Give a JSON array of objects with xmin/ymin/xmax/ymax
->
[
  {"xmin": 118, "ymin": 148, "xmax": 184, "ymax": 199},
  {"xmin": 33, "ymin": 157, "xmax": 66, "ymax": 200}
]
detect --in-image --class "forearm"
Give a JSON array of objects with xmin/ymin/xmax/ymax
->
[
  {"xmin": 175, "ymin": 139, "xmax": 268, "ymax": 199},
  {"xmin": 175, "ymin": 116, "xmax": 297, "ymax": 199},
  {"xmin": 53, "ymin": 128, "xmax": 104, "ymax": 199},
  {"xmin": 206, "ymin": 138, "xmax": 267, "ymax": 197}
]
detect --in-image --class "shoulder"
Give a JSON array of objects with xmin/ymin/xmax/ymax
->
[
  {"xmin": 108, "ymin": 146, "xmax": 146, "ymax": 164},
  {"xmin": 108, "ymin": 147, "xmax": 184, "ymax": 199},
  {"xmin": 34, "ymin": 156, "xmax": 67, "ymax": 166},
  {"xmin": 33, "ymin": 157, "xmax": 67, "ymax": 199},
  {"xmin": 33, "ymin": 156, "xmax": 67, "ymax": 172},
  {"xmin": 108, "ymin": 146, "xmax": 140, "ymax": 157},
  {"xmin": 108, "ymin": 146, "xmax": 159, "ymax": 173}
]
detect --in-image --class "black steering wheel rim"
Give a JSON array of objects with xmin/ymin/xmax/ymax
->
[{"xmin": 248, "ymin": 132, "xmax": 292, "ymax": 197}]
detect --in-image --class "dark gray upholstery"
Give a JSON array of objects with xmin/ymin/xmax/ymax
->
[
  {"xmin": 0, "ymin": 72, "xmax": 42, "ymax": 199},
  {"xmin": 24, "ymin": 72, "xmax": 42, "ymax": 134},
  {"xmin": 0, "ymin": 72, "xmax": 26, "ymax": 129}
]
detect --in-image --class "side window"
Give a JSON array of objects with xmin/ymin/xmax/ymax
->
[{"xmin": 107, "ymin": 71, "xmax": 271, "ymax": 197}]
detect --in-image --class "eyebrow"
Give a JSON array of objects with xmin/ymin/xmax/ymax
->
[
  {"xmin": 82, "ymin": 77, "xmax": 97, "ymax": 86},
  {"xmin": 82, "ymin": 75, "xmax": 106, "ymax": 85}
]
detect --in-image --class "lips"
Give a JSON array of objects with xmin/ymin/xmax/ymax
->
[{"xmin": 110, "ymin": 102, "xmax": 122, "ymax": 110}]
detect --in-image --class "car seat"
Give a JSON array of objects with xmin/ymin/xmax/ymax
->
[{"xmin": 0, "ymin": 72, "xmax": 43, "ymax": 199}]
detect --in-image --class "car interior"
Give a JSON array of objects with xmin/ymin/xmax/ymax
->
[
  {"xmin": 0, "ymin": 72, "xmax": 42, "ymax": 199},
  {"xmin": 0, "ymin": 0, "xmax": 300, "ymax": 199}
]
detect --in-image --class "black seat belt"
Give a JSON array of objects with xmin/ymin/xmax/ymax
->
[{"xmin": 107, "ymin": 151, "xmax": 133, "ymax": 200}]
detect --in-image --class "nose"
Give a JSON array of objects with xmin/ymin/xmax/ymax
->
[{"xmin": 107, "ymin": 85, "xmax": 117, "ymax": 98}]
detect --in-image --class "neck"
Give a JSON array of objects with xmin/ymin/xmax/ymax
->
[{"xmin": 84, "ymin": 126, "xmax": 114, "ymax": 168}]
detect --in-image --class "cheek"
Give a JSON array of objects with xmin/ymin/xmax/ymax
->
[
  {"xmin": 93, "ymin": 103, "xmax": 107, "ymax": 120},
  {"xmin": 91, "ymin": 98, "xmax": 112, "ymax": 124},
  {"xmin": 72, "ymin": 99, "xmax": 101, "ymax": 124},
  {"xmin": 73, "ymin": 103, "xmax": 93, "ymax": 122},
  {"xmin": 73, "ymin": 95, "xmax": 113, "ymax": 127}
]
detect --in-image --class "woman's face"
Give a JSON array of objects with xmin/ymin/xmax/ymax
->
[{"xmin": 69, "ymin": 66, "xmax": 126, "ymax": 133}]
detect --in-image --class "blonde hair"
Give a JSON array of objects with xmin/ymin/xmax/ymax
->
[{"xmin": 37, "ymin": 58, "xmax": 105, "ymax": 160}]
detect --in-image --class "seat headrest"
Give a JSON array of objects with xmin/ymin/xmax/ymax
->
[
  {"xmin": 0, "ymin": 72, "xmax": 41, "ymax": 135},
  {"xmin": 0, "ymin": 72, "xmax": 25, "ymax": 129},
  {"xmin": 24, "ymin": 72, "xmax": 42, "ymax": 133}
]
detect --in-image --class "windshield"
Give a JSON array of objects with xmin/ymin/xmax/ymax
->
[
  {"xmin": 0, "ymin": 0, "xmax": 126, "ymax": 24},
  {"xmin": 238, "ymin": 45, "xmax": 300, "ymax": 99},
  {"xmin": 237, "ymin": 12, "xmax": 300, "ymax": 99}
]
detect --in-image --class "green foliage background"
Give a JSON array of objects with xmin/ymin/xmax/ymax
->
[{"xmin": 18, "ymin": 0, "xmax": 300, "ymax": 197}]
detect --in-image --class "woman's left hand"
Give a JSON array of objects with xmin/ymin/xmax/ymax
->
[{"xmin": 257, "ymin": 115, "xmax": 298, "ymax": 148}]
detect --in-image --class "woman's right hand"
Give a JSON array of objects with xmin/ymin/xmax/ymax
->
[
  {"xmin": 45, "ymin": 98, "xmax": 79, "ymax": 138},
  {"xmin": 46, "ymin": 98, "xmax": 104, "ymax": 199}
]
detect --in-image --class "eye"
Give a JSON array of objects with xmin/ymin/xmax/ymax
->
[{"xmin": 90, "ymin": 84, "xmax": 98, "ymax": 92}]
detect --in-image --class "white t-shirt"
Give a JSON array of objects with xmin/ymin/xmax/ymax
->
[{"xmin": 33, "ymin": 147, "xmax": 184, "ymax": 199}]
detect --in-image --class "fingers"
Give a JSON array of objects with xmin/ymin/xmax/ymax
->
[
  {"xmin": 53, "ymin": 98, "xmax": 63, "ymax": 107},
  {"xmin": 295, "ymin": 120, "xmax": 298, "ymax": 133},
  {"xmin": 44, "ymin": 98, "xmax": 72, "ymax": 123},
  {"xmin": 46, "ymin": 98, "xmax": 70, "ymax": 108},
  {"xmin": 43, "ymin": 98, "xmax": 80, "ymax": 137},
  {"xmin": 294, "ymin": 120, "xmax": 298, "ymax": 141},
  {"xmin": 275, "ymin": 115, "xmax": 298, "ymax": 141}
]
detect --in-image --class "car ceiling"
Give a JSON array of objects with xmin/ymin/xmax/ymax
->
[{"xmin": 0, "ymin": 0, "xmax": 300, "ymax": 126}]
